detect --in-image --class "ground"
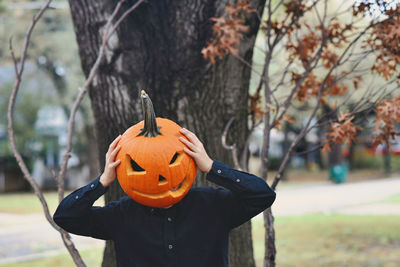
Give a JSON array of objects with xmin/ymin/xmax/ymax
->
[{"xmin": 0, "ymin": 176, "xmax": 400, "ymax": 266}]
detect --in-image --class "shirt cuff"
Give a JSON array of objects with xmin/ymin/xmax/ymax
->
[
  {"xmin": 71, "ymin": 176, "xmax": 108, "ymax": 203},
  {"xmin": 206, "ymin": 160, "xmax": 237, "ymax": 185}
]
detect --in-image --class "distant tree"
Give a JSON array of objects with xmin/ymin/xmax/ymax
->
[
  {"xmin": 0, "ymin": 81, "xmax": 54, "ymax": 159},
  {"xmin": 204, "ymin": 0, "xmax": 400, "ymax": 266},
  {"xmin": 1, "ymin": 1, "xmax": 98, "ymax": 178}
]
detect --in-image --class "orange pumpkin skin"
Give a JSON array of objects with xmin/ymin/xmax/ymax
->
[{"xmin": 115, "ymin": 118, "xmax": 197, "ymax": 208}]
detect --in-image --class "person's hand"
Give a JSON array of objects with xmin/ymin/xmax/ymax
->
[
  {"xmin": 100, "ymin": 135, "xmax": 122, "ymax": 188},
  {"xmin": 179, "ymin": 128, "xmax": 213, "ymax": 173}
]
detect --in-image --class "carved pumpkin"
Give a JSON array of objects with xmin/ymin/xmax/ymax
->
[{"xmin": 115, "ymin": 90, "xmax": 197, "ymax": 208}]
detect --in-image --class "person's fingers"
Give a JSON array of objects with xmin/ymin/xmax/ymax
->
[
  {"xmin": 189, "ymin": 131, "xmax": 201, "ymax": 144},
  {"xmin": 180, "ymin": 128, "xmax": 200, "ymax": 145},
  {"xmin": 109, "ymin": 135, "xmax": 122, "ymax": 150},
  {"xmin": 179, "ymin": 137, "xmax": 197, "ymax": 151},
  {"xmin": 110, "ymin": 145, "xmax": 121, "ymax": 159},
  {"xmin": 179, "ymin": 128, "xmax": 192, "ymax": 141},
  {"xmin": 106, "ymin": 135, "xmax": 121, "ymax": 159},
  {"xmin": 183, "ymin": 147, "xmax": 197, "ymax": 157},
  {"xmin": 109, "ymin": 160, "xmax": 121, "ymax": 168}
]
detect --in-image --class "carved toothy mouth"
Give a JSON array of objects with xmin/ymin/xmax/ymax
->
[
  {"xmin": 170, "ymin": 179, "xmax": 184, "ymax": 191},
  {"xmin": 129, "ymin": 161, "xmax": 193, "ymax": 199},
  {"xmin": 130, "ymin": 175, "xmax": 189, "ymax": 198}
]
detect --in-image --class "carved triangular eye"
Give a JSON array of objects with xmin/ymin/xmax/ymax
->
[
  {"xmin": 169, "ymin": 152, "xmax": 179, "ymax": 165},
  {"xmin": 131, "ymin": 158, "xmax": 145, "ymax": 172}
]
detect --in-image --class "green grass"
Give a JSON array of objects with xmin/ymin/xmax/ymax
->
[
  {"xmin": 2, "ymin": 248, "xmax": 103, "ymax": 267},
  {"xmin": 380, "ymin": 194, "xmax": 400, "ymax": 204},
  {"xmin": 252, "ymin": 214, "xmax": 400, "ymax": 267},
  {"xmin": 0, "ymin": 191, "xmax": 62, "ymax": 214},
  {"xmin": 0, "ymin": 191, "xmax": 103, "ymax": 214}
]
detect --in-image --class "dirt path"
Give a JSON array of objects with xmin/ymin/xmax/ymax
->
[
  {"xmin": 273, "ymin": 177, "xmax": 400, "ymax": 216},
  {"xmin": 0, "ymin": 212, "xmax": 103, "ymax": 265}
]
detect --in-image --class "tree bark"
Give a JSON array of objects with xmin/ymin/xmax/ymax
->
[
  {"xmin": 383, "ymin": 143, "xmax": 391, "ymax": 174},
  {"xmin": 68, "ymin": 0, "xmax": 264, "ymax": 266},
  {"xmin": 263, "ymin": 208, "xmax": 275, "ymax": 267}
]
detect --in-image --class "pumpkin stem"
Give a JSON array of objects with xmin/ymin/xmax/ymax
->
[{"xmin": 137, "ymin": 90, "xmax": 162, "ymax": 137}]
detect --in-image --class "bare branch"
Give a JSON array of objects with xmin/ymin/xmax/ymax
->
[
  {"xmin": 222, "ymin": 117, "xmax": 242, "ymax": 171},
  {"xmin": 6, "ymin": 1, "xmax": 87, "ymax": 266},
  {"xmin": 57, "ymin": 0, "xmax": 147, "ymax": 201},
  {"xmin": 8, "ymin": 0, "xmax": 147, "ymax": 266},
  {"xmin": 8, "ymin": 0, "xmax": 56, "ymax": 229},
  {"xmin": 271, "ymin": 0, "xmax": 285, "ymax": 15},
  {"xmin": 240, "ymin": 120, "xmax": 263, "ymax": 172},
  {"xmin": 8, "ymin": 37, "xmax": 18, "ymax": 75},
  {"xmin": 265, "ymin": 0, "xmax": 273, "ymax": 49},
  {"xmin": 297, "ymin": 80, "xmax": 397, "ymax": 144},
  {"xmin": 271, "ymin": 59, "xmax": 294, "ymax": 94},
  {"xmin": 292, "ymin": 144, "xmax": 323, "ymax": 157},
  {"xmin": 232, "ymin": 53, "xmax": 267, "ymax": 83},
  {"xmin": 270, "ymin": 19, "xmax": 376, "ymax": 189},
  {"xmin": 271, "ymin": 29, "xmax": 327, "ymax": 129}
]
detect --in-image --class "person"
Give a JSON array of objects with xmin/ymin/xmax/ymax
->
[{"xmin": 53, "ymin": 128, "xmax": 276, "ymax": 267}]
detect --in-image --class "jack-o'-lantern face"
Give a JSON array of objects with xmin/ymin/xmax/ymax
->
[{"xmin": 115, "ymin": 91, "xmax": 197, "ymax": 208}]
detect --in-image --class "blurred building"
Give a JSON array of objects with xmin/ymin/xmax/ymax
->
[{"xmin": 0, "ymin": 63, "xmax": 91, "ymax": 192}]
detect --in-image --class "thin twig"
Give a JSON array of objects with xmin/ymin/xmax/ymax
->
[
  {"xmin": 8, "ymin": 0, "xmax": 57, "ymax": 231},
  {"xmin": 6, "ymin": 1, "xmax": 88, "ymax": 266},
  {"xmin": 221, "ymin": 117, "xmax": 242, "ymax": 171},
  {"xmin": 57, "ymin": 0, "xmax": 146, "ymax": 201},
  {"xmin": 240, "ymin": 120, "xmax": 262, "ymax": 172},
  {"xmin": 8, "ymin": 0, "xmax": 146, "ymax": 266}
]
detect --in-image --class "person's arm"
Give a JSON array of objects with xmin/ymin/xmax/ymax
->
[
  {"xmin": 179, "ymin": 128, "xmax": 276, "ymax": 229},
  {"xmin": 53, "ymin": 135, "xmax": 122, "ymax": 240},
  {"xmin": 206, "ymin": 160, "xmax": 275, "ymax": 228}
]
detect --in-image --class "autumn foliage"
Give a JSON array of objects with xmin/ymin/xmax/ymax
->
[
  {"xmin": 200, "ymin": 1, "xmax": 400, "ymax": 266},
  {"xmin": 373, "ymin": 95, "xmax": 400, "ymax": 146},
  {"xmin": 356, "ymin": 1, "xmax": 400, "ymax": 146},
  {"xmin": 323, "ymin": 111, "xmax": 361, "ymax": 152},
  {"xmin": 356, "ymin": 2, "xmax": 400, "ymax": 80},
  {"xmin": 201, "ymin": 1, "xmax": 254, "ymax": 64},
  {"xmin": 203, "ymin": 0, "xmax": 400, "ymax": 153}
]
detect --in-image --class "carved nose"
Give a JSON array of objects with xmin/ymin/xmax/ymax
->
[{"xmin": 158, "ymin": 175, "xmax": 167, "ymax": 184}]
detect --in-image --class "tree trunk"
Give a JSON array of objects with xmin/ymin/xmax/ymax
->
[
  {"xmin": 323, "ymin": 105, "xmax": 343, "ymax": 169},
  {"xmin": 84, "ymin": 124, "xmax": 100, "ymax": 179},
  {"xmin": 263, "ymin": 208, "xmax": 275, "ymax": 267},
  {"xmin": 67, "ymin": 0, "xmax": 265, "ymax": 266},
  {"xmin": 383, "ymin": 143, "xmax": 391, "ymax": 174},
  {"xmin": 348, "ymin": 143, "xmax": 355, "ymax": 170},
  {"xmin": 316, "ymin": 125, "xmax": 326, "ymax": 170},
  {"xmin": 328, "ymin": 143, "xmax": 342, "ymax": 167}
]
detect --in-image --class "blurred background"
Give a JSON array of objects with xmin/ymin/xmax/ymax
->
[{"xmin": 0, "ymin": 0, "xmax": 399, "ymax": 267}]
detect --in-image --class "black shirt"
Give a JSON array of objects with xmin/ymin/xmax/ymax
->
[{"xmin": 53, "ymin": 160, "xmax": 276, "ymax": 267}]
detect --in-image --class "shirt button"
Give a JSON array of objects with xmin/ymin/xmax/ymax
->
[
  {"xmin": 217, "ymin": 169, "xmax": 222, "ymax": 174},
  {"xmin": 75, "ymin": 195, "xmax": 79, "ymax": 199},
  {"xmin": 90, "ymin": 184, "xmax": 94, "ymax": 188},
  {"xmin": 236, "ymin": 179, "xmax": 240, "ymax": 182},
  {"xmin": 167, "ymin": 217, "xmax": 172, "ymax": 222},
  {"xmin": 168, "ymin": 244, "xmax": 173, "ymax": 249}
]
